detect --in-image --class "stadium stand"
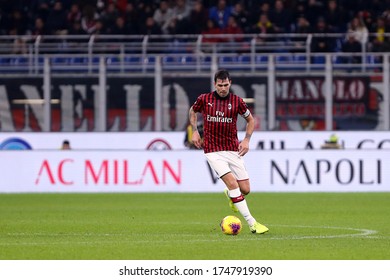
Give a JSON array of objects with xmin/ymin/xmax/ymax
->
[{"xmin": 0, "ymin": 1, "xmax": 389, "ymax": 73}]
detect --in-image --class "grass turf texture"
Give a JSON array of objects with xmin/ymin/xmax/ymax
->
[{"xmin": 0, "ymin": 193, "xmax": 389, "ymax": 260}]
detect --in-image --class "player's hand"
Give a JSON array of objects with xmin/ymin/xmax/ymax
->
[
  {"xmin": 238, "ymin": 138, "xmax": 249, "ymax": 156},
  {"xmin": 192, "ymin": 130, "xmax": 202, "ymax": 149}
]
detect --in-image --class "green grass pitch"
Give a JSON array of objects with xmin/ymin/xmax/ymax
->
[{"xmin": 0, "ymin": 192, "xmax": 389, "ymax": 260}]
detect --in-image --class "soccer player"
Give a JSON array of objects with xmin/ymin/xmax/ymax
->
[
  {"xmin": 188, "ymin": 69, "xmax": 269, "ymax": 234},
  {"xmin": 60, "ymin": 140, "xmax": 71, "ymax": 150}
]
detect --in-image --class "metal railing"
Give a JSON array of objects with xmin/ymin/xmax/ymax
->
[{"xmin": 0, "ymin": 33, "xmax": 388, "ymax": 74}]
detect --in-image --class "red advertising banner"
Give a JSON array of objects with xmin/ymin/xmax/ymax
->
[{"xmin": 275, "ymin": 76, "xmax": 381, "ymax": 130}]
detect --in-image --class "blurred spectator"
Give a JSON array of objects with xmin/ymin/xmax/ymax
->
[
  {"xmin": 123, "ymin": 2, "xmax": 139, "ymax": 34},
  {"xmin": 34, "ymin": 1, "xmax": 50, "ymax": 23},
  {"xmin": 100, "ymin": 2, "xmax": 120, "ymax": 34},
  {"xmin": 0, "ymin": 0, "xmax": 389, "ymax": 55},
  {"xmin": 201, "ymin": 19, "xmax": 223, "ymax": 52},
  {"xmin": 81, "ymin": 5, "xmax": 99, "ymax": 34},
  {"xmin": 223, "ymin": 16, "xmax": 244, "ymax": 42},
  {"xmin": 370, "ymin": 16, "xmax": 390, "ymax": 52},
  {"xmin": 324, "ymin": 0, "xmax": 348, "ymax": 33},
  {"xmin": 346, "ymin": 16, "xmax": 368, "ymax": 46},
  {"xmin": 291, "ymin": 15, "xmax": 311, "ymax": 34},
  {"xmin": 153, "ymin": 0, "xmax": 173, "ymax": 34},
  {"xmin": 188, "ymin": 0, "xmax": 208, "ymax": 34},
  {"xmin": 353, "ymin": 11, "xmax": 372, "ymax": 35},
  {"xmin": 382, "ymin": 7, "xmax": 390, "ymax": 27},
  {"xmin": 136, "ymin": 2, "xmax": 154, "ymax": 34},
  {"xmin": 230, "ymin": 1, "xmax": 250, "ymax": 33},
  {"xmin": 269, "ymin": 0, "xmax": 292, "ymax": 33},
  {"xmin": 11, "ymin": 36, "xmax": 27, "ymax": 54},
  {"xmin": 335, "ymin": 15, "xmax": 364, "ymax": 66},
  {"xmin": 222, "ymin": 15, "xmax": 245, "ymax": 53},
  {"xmin": 0, "ymin": 8, "xmax": 6, "ymax": 35},
  {"xmin": 67, "ymin": 3, "xmax": 82, "ymax": 27},
  {"xmin": 248, "ymin": 1, "xmax": 270, "ymax": 28},
  {"xmin": 340, "ymin": 16, "xmax": 368, "ymax": 66},
  {"xmin": 136, "ymin": 1, "xmax": 155, "ymax": 19},
  {"xmin": 172, "ymin": 0, "xmax": 191, "ymax": 23},
  {"xmin": 341, "ymin": 34, "xmax": 362, "ymax": 64},
  {"xmin": 251, "ymin": 13, "xmax": 275, "ymax": 46},
  {"xmin": 291, "ymin": 1, "xmax": 307, "ymax": 24},
  {"xmin": 168, "ymin": 0, "xmax": 191, "ymax": 34},
  {"xmin": 113, "ymin": 0, "xmax": 129, "ymax": 14},
  {"xmin": 8, "ymin": 10, "xmax": 28, "ymax": 35},
  {"xmin": 290, "ymin": 15, "xmax": 311, "ymax": 50},
  {"xmin": 45, "ymin": 1, "xmax": 68, "ymax": 35},
  {"xmin": 306, "ymin": 0, "xmax": 324, "ymax": 27},
  {"xmin": 30, "ymin": 17, "xmax": 48, "ymax": 36},
  {"xmin": 93, "ymin": 19, "xmax": 106, "ymax": 35},
  {"xmin": 139, "ymin": 16, "xmax": 162, "ymax": 36},
  {"xmin": 208, "ymin": 0, "xmax": 231, "ymax": 29},
  {"xmin": 366, "ymin": 0, "xmax": 387, "ymax": 19},
  {"xmin": 202, "ymin": 18, "xmax": 223, "ymax": 40},
  {"xmin": 110, "ymin": 16, "xmax": 128, "ymax": 35},
  {"xmin": 310, "ymin": 17, "xmax": 335, "ymax": 53},
  {"xmin": 58, "ymin": 0, "xmax": 72, "ymax": 11},
  {"xmin": 339, "ymin": 0, "xmax": 358, "ymax": 19},
  {"xmin": 68, "ymin": 19, "xmax": 87, "ymax": 37}
]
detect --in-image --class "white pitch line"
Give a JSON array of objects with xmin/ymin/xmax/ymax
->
[
  {"xmin": 263, "ymin": 224, "xmax": 378, "ymax": 240},
  {"xmin": 0, "ymin": 224, "xmax": 379, "ymax": 246}
]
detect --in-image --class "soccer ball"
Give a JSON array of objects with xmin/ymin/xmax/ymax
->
[{"xmin": 220, "ymin": 215, "xmax": 242, "ymax": 235}]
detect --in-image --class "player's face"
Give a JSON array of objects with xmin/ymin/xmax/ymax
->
[{"xmin": 214, "ymin": 78, "xmax": 231, "ymax": 98}]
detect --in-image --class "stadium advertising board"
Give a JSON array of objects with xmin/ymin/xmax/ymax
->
[
  {"xmin": 0, "ymin": 150, "xmax": 388, "ymax": 193},
  {"xmin": 275, "ymin": 76, "xmax": 381, "ymax": 130},
  {"xmin": 0, "ymin": 131, "xmax": 389, "ymax": 150},
  {"xmin": 0, "ymin": 76, "xmax": 384, "ymax": 132}
]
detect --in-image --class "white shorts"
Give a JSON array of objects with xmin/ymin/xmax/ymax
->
[{"xmin": 205, "ymin": 151, "xmax": 249, "ymax": 180}]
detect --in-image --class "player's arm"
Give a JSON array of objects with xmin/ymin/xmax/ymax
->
[
  {"xmin": 189, "ymin": 106, "xmax": 202, "ymax": 149},
  {"xmin": 239, "ymin": 110, "xmax": 254, "ymax": 156}
]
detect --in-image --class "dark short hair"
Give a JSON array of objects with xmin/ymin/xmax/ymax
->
[
  {"xmin": 214, "ymin": 69, "xmax": 231, "ymax": 82},
  {"xmin": 63, "ymin": 140, "xmax": 70, "ymax": 145}
]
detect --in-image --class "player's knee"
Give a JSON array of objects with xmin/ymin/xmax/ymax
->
[
  {"xmin": 241, "ymin": 188, "xmax": 250, "ymax": 195},
  {"xmin": 238, "ymin": 180, "xmax": 250, "ymax": 195},
  {"xmin": 222, "ymin": 174, "xmax": 239, "ymax": 189}
]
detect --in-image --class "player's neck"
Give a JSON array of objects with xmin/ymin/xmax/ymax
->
[{"xmin": 213, "ymin": 91, "xmax": 230, "ymax": 99}]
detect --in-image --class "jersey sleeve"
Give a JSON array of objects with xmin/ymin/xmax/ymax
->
[
  {"xmin": 191, "ymin": 94, "xmax": 205, "ymax": 113},
  {"xmin": 238, "ymin": 97, "xmax": 250, "ymax": 118}
]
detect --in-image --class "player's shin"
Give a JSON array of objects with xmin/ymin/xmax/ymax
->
[{"xmin": 228, "ymin": 188, "xmax": 256, "ymax": 226}]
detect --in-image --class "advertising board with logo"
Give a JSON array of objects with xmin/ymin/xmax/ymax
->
[
  {"xmin": 0, "ymin": 131, "xmax": 389, "ymax": 151},
  {"xmin": 0, "ymin": 150, "xmax": 388, "ymax": 193}
]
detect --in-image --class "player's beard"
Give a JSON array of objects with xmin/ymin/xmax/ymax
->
[{"xmin": 217, "ymin": 90, "xmax": 229, "ymax": 98}]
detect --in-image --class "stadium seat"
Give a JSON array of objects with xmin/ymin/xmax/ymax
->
[
  {"xmin": 0, "ymin": 57, "xmax": 10, "ymax": 65},
  {"xmin": 162, "ymin": 56, "xmax": 175, "ymax": 64},
  {"xmin": 238, "ymin": 55, "xmax": 251, "ymax": 63},
  {"xmin": 144, "ymin": 56, "xmax": 155, "ymax": 64},
  {"xmin": 255, "ymin": 55, "xmax": 268, "ymax": 63},
  {"xmin": 10, "ymin": 57, "xmax": 28, "ymax": 65},
  {"xmin": 52, "ymin": 57, "xmax": 70, "ymax": 65},
  {"xmin": 124, "ymin": 56, "xmax": 141, "ymax": 64},
  {"xmin": 292, "ymin": 55, "xmax": 307, "ymax": 63},
  {"xmin": 218, "ymin": 56, "xmax": 244, "ymax": 70},
  {"xmin": 312, "ymin": 56, "xmax": 325, "ymax": 64},
  {"xmin": 106, "ymin": 56, "xmax": 120, "ymax": 64},
  {"xmin": 69, "ymin": 57, "xmax": 87, "ymax": 64}
]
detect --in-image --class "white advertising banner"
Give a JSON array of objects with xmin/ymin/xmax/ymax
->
[
  {"xmin": 0, "ymin": 150, "xmax": 388, "ymax": 193},
  {"xmin": 0, "ymin": 131, "xmax": 390, "ymax": 151}
]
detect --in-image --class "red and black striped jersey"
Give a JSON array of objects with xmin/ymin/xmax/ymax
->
[{"xmin": 191, "ymin": 91, "xmax": 250, "ymax": 153}]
